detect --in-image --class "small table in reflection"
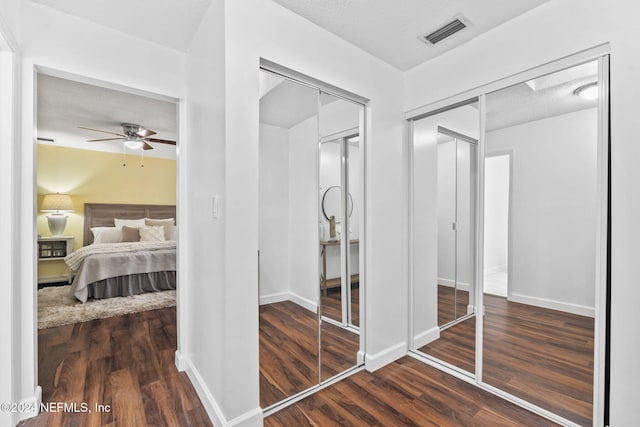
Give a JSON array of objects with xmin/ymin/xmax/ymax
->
[{"xmin": 320, "ymin": 239, "xmax": 359, "ymax": 296}]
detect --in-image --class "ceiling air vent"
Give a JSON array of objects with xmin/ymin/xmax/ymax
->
[{"xmin": 420, "ymin": 17, "xmax": 469, "ymax": 45}]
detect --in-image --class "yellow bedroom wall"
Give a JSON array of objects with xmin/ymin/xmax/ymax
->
[{"xmin": 36, "ymin": 144, "xmax": 176, "ymax": 281}]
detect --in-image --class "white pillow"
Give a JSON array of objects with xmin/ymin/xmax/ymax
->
[
  {"xmin": 91, "ymin": 227, "xmax": 122, "ymax": 244},
  {"xmin": 139, "ymin": 226, "xmax": 166, "ymax": 242},
  {"xmin": 145, "ymin": 218, "xmax": 176, "ymax": 240},
  {"xmin": 114, "ymin": 218, "xmax": 146, "ymax": 228}
]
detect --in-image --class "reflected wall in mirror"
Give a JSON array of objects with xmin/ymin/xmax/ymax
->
[
  {"xmin": 318, "ymin": 91, "xmax": 361, "ymax": 382},
  {"xmin": 482, "ymin": 60, "xmax": 599, "ymax": 426},
  {"xmin": 258, "ymin": 71, "xmax": 320, "ymax": 408},
  {"xmin": 411, "ymin": 100, "xmax": 478, "ymax": 375}
]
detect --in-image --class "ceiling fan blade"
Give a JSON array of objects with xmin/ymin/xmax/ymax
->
[
  {"xmin": 78, "ymin": 126, "xmax": 125, "ymax": 137},
  {"xmin": 142, "ymin": 141, "xmax": 154, "ymax": 150},
  {"xmin": 87, "ymin": 138, "xmax": 123, "ymax": 142},
  {"xmin": 145, "ymin": 138, "xmax": 176, "ymax": 145},
  {"xmin": 136, "ymin": 127, "xmax": 157, "ymax": 138}
]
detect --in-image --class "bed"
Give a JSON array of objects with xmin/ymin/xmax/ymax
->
[{"xmin": 66, "ymin": 203, "xmax": 177, "ymax": 303}]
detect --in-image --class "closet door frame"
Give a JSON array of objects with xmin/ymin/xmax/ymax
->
[
  {"xmin": 406, "ymin": 45, "xmax": 610, "ymax": 426},
  {"xmin": 259, "ymin": 59, "xmax": 369, "ymax": 416}
]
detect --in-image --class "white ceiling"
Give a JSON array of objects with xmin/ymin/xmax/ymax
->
[
  {"xmin": 486, "ymin": 61, "xmax": 598, "ymax": 131},
  {"xmin": 32, "ymin": 0, "xmax": 212, "ymax": 51},
  {"xmin": 272, "ymin": 0, "xmax": 549, "ymax": 71},
  {"xmin": 33, "ymin": 0, "xmax": 549, "ymax": 71},
  {"xmin": 259, "ymin": 73, "xmax": 340, "ymax": 129},
  {"xmin": 37, "ymin": 74, "xmax": 178, "ymax": 159}
]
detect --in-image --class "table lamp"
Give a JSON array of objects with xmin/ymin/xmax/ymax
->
[{"xmin": 40, "ymin": 193, "xmax": 74, "ymax": 236}]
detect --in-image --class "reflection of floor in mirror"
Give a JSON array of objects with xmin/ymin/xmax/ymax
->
[
  {"xmin": 421, "ymin": 315, "xmax": 476, "ymax": 373},
  {"xmin": 321, "ymin": 321, "xmax": 359, "ymax": 382},
  {"xmin": 260, "ymin": 300, "xmax": 359, "ymax": 408},
  {"xmin": 265, "ymin": 356, "xmax": 557, "ymax": 426},
  {"xmin": 420, "ymin": 294, "xmax": 594, "ymax": 426},
  {"xmin": 484, "ymin": 268, "xmax": 508, "ymax": 297},
  {"xmin": 437, "ymin": 285, "xmax": 470, "ymax": 326},
  {"xmin": 321, "ymin": 285, "xmax": 360, "ymax": 326},
  {"xmin": 260, "ymin": 301, "xmax": 319, "ymax": 408}
]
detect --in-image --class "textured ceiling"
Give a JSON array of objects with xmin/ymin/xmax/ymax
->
[
  {"xmin": 272, "ymin": 0, "xmax": 548, "ymax": 71},
  {"xmin": 486, "ymin": 61, "xmax": 598, "ymax": 131},
  {"xmin": 32, "ymin": 0, "xmax": 211, "ymax": 51},
  {"xmin": 37, "ymin": 74, "xmax": 177, "ymax": 159}
]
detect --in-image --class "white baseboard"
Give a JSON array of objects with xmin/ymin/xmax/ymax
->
[
  {"xmin": 413, "ymin": 326, "xmax": 440, "ymax": 349},
  {"xmin": 181, "ymin": 353, "xmax": 262, "ymax": 427},
  {"xmin": 259, "ymin": 292, "xmax": 288, "ymax": 306},
  {"xmin": 260, "ymin": 291, "xmax": 317, "ymax": 312},
  {"xmin": 228, "ymin": 407, "xmax": 263, "ymax": 426},
  {"xmin": 175, "ymin": 350, "xmax": 187, "ymax": 372},
  {"xmin": 509, "ymin": 293, "xmax": 595, "ymax": 318},
  {"xmin": 17, "ymin": 386, "xmax": 41, "ymax": 421},
  {"xmin": 484, "ymin": 264, "xmax": 507, "ymax": 275},
  {"xmin": 365, "ymin": 342, "xmax": 406, "ymax": 372},
  {"xmin": 437, "ymin": 278, "xmax": 471, "ymax": 292},
  {"xmin": 289, "ymin": 292, "xmax": 317, "ymax": 313},
  {"xmin": 357, "ymin": 350, "xmax": 365, "ymax": 365},
  {"xmin": 467, "ymin": 304, "xmax": 475, "ymax": 315},
  {"xmin": 181, "ymin": 356, "xmax": 225, "ymax": 427}
]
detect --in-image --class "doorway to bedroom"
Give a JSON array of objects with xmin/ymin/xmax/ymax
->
[{"xmin": 33, "ymin": 70, "xmax": 184, "ymax": 423}]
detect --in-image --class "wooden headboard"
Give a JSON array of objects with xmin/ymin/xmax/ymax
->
[{"xmin": 83, "ymin": 203, "xmax": 177, "ymax": 246}]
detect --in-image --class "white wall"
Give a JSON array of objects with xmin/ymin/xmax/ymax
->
[
  {"xmin": 215, "ymin": 1, "xmax": 407, "ymax": 421},
  {"xmin": 0, "ymin": 0, "xmax": 19, "ymax": 44},
  {"xmin": 486, "ymin": 109, "xmax": 597, "ymax": 312},
  {"xmin": 0, "ymin": 5, "xmax": 18, "ymax": 425},
  {"xmin": 16, "ymin": 2, "xmax": 187, "ymax": 423},
  {"xmin": 182, "ymin": 1, "xmax": 226, "ymax": 425},
  {"xmin": 406, "ymin": 1, "xmax": 640, "ymax": 421},
  {"xmin": 288, "ymin": 115, "xmax": 320, "ymax": 308},
  {"xmin": 484, "ymin": 155, "xmax": 510, "ymax": 274},
  {"xmin": 258, "ymin": 123, "xmax": 290, "ymax": 301}
]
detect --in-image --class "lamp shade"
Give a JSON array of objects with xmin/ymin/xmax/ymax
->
[{"xmin": 40, "ymin": 193, "xmax": 75, "ymax": 212}]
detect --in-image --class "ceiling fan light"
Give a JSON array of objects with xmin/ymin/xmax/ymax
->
[
  {"xmin": 574, "ymin": 82, "xmax": 598, "ymax": 100},
  {"xmin": 124, "ymin": 137, "xmax": 144, "ymax": 150}
]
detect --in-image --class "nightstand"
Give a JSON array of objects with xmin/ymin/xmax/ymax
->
[{"xmin": 37, "ymin": 236, "xmax": 74, "ymax": 284}]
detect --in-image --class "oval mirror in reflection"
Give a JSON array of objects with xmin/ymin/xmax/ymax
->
[{"xmin": 321, "ymin": 186, "xmax": 353, "ymax": 224}]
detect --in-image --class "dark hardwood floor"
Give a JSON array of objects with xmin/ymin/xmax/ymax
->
[
  {"xmin": 265, "ymin": 356, "xmax": 559, "ymax": 427},
  {"xmin": 21, "ymin": 307, "xmax": 212, "ymax": 427},
  {"xmin": 437, "ymin": 284, "xmax": 470, "ymax": 326},
  {"xmin": 260, "ymin": 300, "xmax": 319, "ymax": 408},
  {"xmin": 321, "ymin": 285, "xmax": 360, "ymax": 327},
  {"xmin": 420, "ymin": 316, "xmax": 476, "ymax": 374},
  {"xmin": 260, "ymin": 300, "xmax": 359, "ymax": 408},
  {"xmin": 483, "ymin": 295, "xmax": 593, "ymax": 426},
  {"xmin": 419, "ymin": 294, "xmax": 594, "ymax": 426}
]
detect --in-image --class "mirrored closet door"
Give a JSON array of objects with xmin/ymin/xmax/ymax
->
[
  {"xmin": 481, "ymin": 59, "xmax": 601, "ymax": 427},
  {"xmin": 318, "ymin": 91, "xmax": 362, "ymax": 382},
  {"xmin": 409, "ymin": 54, "xmax": 609, "ymax": 427},
  {"xmin": 258, "ymin": 71, "xmax": 320, "ymax": 408},
  {"xmin": 258, "ymin": 68, "xmax": 365, "ymax": 411},
  {"xmin": 411, "ymin": 100, "xmax": 479, "ymax": 375}
]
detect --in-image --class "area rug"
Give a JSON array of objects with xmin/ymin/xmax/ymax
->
[{"xmin": 38, "ymin": 285, "xmax": 176, "ymax": 329}]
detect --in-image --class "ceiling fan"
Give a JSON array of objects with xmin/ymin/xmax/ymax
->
[{"xmin": 79, "ymin": 123, "xmax": 176, "ymax": 150}]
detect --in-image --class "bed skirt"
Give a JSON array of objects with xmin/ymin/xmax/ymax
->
[{"xmin": 87, "ymin": 271, "xmax": 176, "ymax": 300}]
